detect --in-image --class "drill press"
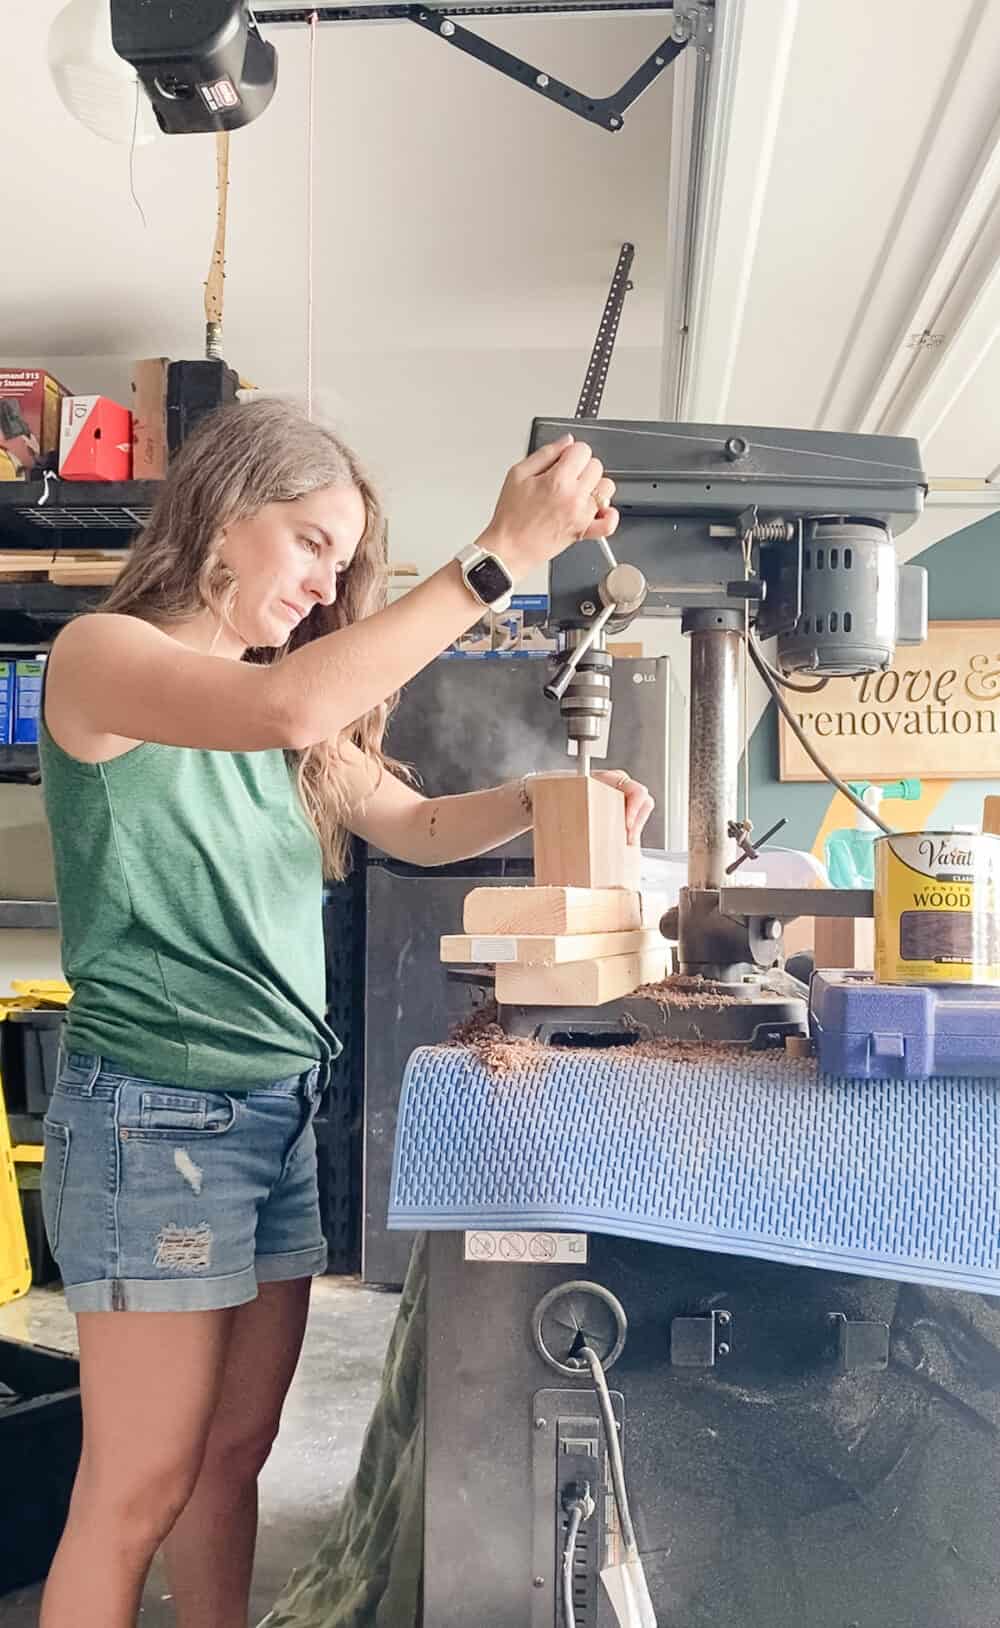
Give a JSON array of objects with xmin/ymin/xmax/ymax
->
[
  {"xmin": 501, "ymin": 417, "xmax": 928, "ymax": 1044},
  {"xmin": 393, "ymin": 421, "xmax": 1000, "ymax": 1628}
]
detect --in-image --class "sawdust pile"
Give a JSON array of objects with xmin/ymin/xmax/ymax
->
[
  {"xmin": 446, "ymin": 1004, "xmax": 549, "ymax": 1077},
  {"xmin": 442, "ymin": 973, "xmax": 800, "ymax": 1077},
  {"xmin": 640, "ymin": 974, "xmax": 744, "ymax": 1010}
]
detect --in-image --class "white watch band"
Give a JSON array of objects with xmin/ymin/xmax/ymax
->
[{"xmin": 455, "ymin": 543, "xmax": 513, "ymax": 613}]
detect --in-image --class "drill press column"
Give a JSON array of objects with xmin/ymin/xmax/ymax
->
[
  {"xmin": 685, "ymin": 610, "xmax": 742, "ymax": 890},
  {"xmin": 676, "ymin": 610, "xmax": 754, "ymax": 983}
]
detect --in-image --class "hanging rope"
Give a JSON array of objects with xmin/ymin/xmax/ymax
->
[
  {"xmin": 306, "ymin": 11, "xmax": 320, "ymax": 418},
  {"xmin": 205, "ymin": 131, "xmax": 231, "ymax": 359}
]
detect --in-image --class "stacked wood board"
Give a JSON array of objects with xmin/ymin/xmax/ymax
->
[
  {"xmin": 441, "ymin": 773, "xmax": 669, "ymax": 1006},
  {"xmin": 0, "ymin": 554, "xmax": 421, "ymax": 589},
  {"xmin": 0, "ymin": 551, "xmax": 125, "ymax": 586}
]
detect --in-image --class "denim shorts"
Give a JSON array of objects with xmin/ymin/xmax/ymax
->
[{"xmin": 41, "ymin": 1050, "xmax": 329, "ymax": 1313}]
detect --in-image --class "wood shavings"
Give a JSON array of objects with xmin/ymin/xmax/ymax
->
[
  {"xmin": 443, "ymin": 998, "xmax": 798, "ymax": 1078},
  {"xmin": 638, "ymin": 975, "xmax": 739, "ymax": 1011},
  {"xmin": 445, "ymin": 1003, "xmax": 548, "ymax": 1077}
]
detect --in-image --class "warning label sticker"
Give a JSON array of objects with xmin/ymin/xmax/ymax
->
[{"xmin": 464, "ymin": 1231, "xmax": 588, "ymax": 1265}]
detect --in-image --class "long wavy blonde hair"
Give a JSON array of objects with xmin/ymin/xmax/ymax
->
[{"xmin": 103, "ymin": 396, "xmax": 396, "ymax": 879}]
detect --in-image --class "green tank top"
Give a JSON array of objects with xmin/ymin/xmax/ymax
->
[{"xmin": 39, "ymin": 723, "xmax": 341, "ymax": 1091}]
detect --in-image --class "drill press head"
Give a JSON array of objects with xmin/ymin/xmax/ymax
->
[
  {"xmin": 526, "ymin": 417, "xmax": 928, "ymax": 1018},
  {"xmin": 533, "ymin": 417, "xmax": 928, "ymax": 756}
]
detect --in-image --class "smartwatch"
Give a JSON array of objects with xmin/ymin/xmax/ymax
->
[{"xmin": 455, "ymin": 542, "xmax": 514, "ymax": 613}]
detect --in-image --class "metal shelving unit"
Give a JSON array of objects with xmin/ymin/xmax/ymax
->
[
  {"xmin": 0, "ymin": 483, "xmax": 158, "ymax": 786},
  {"xmin": 0, "ymin": 901, "xmax": 58, "ymax": 929},
  {"xmin": 0, "ymin": 480, "xmax": 158, "ymax": 546},
  {"xmin": 0, "ymin": 746, "xmax": 40, "ymax": 779},
  {"xmin": 0, "ymin": 580, "xmax": 106, "ymax": 621}
]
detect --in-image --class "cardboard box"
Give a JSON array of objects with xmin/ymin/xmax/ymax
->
[
  {"xmin": 446, "ymin": 595, "xmax": 557, "ymax": 658},
  {"xmin": 0, "ymin": 370, "xmax": 69, "ymax": 481},
  {"xmin": 0, "ymin": 662, "xmax": 13, "ymax": 745},
  {"xmin": 59, "ymin": 396, "xmax": 133, "ymax": 482},
  {"xmin": 13, "ymin": 660, "xmax": 45, "ymax": 745},
  {"xmin": 130, "ymin": 357, "xmax": 169, "ymax": 479}
]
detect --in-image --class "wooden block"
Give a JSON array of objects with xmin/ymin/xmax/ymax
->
[
  {"xmin": 463, "ymin": 886, "xmax": 642, "ymax": 936},
  {"xmin": 621, "ymin": 844, "xmax": 643, "ymax": 891},
  {"xmin": 49, "ymin": 559, "xmax": 124, "ymax": 586},
  {"xmin": 984, "ymin": 796, "xmax": 1000, "ymax": 836},
  {"xmin": 441, "ymin": 927, "xmax": 663, "ymax": 967},
  {"xmin": 0, "ymin": 553, "xmax": 53, "ymax": 580},
  {"xmin": 781, "ymin": 913, "xmax": 815, "ymax": 959},
  {"xmin": 638, "ymin": 889, "xmax": 672, "ymax": 929},
  {"xmin": 814, "ymin": 915, "xmax": 874, "ymax": 971},
  {"xmin": 495, "ymin": 947, "xmax": 668, "ymax": 1007},
  {"xmin": 608, "ymin": 642, "xmax": 644, "ymax": 658},
  {"xmin": 532, "ymin": 773, "xmax": 628, "ymax": 888}
]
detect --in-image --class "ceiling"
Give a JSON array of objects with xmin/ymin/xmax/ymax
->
[
  {"xmin": 3, "ymin": 3, "xmax": 674, "ymax": 366},
  {"xmin": 7, "ymin": 0, "xmax": 1000, "ymax": 571},
  {"xmin": 664, "ymin": 0, "xmax": 1000, "ymax": 493},
  {"xmin": 12, "ymin": 0, "xmax": 1000, "ymax": 482}
]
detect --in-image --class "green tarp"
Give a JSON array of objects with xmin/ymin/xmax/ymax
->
[{"xmin": 258, "ymin": 1238, "xmax": 426, "ymax": 1628}]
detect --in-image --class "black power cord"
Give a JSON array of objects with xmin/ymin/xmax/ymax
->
[
  {"xmin": 561, "ymin": 1481, "xmax": 595, "ymax": 1628},
  {"xmin": 579, "ymin": 1345, "xmax": 637, "ymax": 1553},
  {"xmin": 746, "ymin": 631, "xmax": 894, "ymax": 836}
]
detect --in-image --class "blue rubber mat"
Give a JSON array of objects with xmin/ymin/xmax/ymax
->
[{"xmin": 388, "ymin": 1044, "xmax": 1000, "ymax": 1294}]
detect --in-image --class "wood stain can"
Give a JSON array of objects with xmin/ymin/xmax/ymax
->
[{"xmin": 874, "ymin": 831, "xmax": 1000, "ymax": 984}]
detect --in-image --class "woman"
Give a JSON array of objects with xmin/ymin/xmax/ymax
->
[{"xmin": 37, "ymin": 397, "xmax": 653, "ymax": 1628}]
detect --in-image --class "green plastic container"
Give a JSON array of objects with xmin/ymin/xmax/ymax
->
[{"xmin": 825, "ymin": 780, "xmax": 921, "ymax": 888}]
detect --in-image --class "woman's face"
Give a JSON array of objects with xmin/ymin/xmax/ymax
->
[{"xmin": 220, "ymin": 483, "xmax": 367, "ymax": 647}]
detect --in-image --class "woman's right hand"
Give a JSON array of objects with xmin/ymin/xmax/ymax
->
[{"xmin": 480, "ymin": 433, "xmax": 618, "ymax": 580}]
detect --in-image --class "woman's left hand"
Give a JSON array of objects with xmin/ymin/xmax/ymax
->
[{"xmin": 593, "ymin": 769, "xmax": 655, "ymax": 847}]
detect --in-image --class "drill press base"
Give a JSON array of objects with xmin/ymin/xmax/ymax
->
[{"xmin": 496, "ymin": 976, "xmax": 807, "ymax": 1047}]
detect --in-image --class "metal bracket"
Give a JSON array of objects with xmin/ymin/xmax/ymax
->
[
  {"xmin": 670, "ymin": 0, "xmax": 715, "ymax": 55},
  {"xmin": 829, "ymin": 1313, "xmax": 890, "ymax": 1373},
  {"xmin": 259, "ymin": 4, "xmax": 689, "ymax": 131},
  {"xmin": 412, "ymin": 11, "xmax": 686, "ymax": 130},
  {"xmin": 262, "ymin": 2, "xmax": 679, "ymax": 15},
  {"xmin": 722, "ymin": 887, "xmax": 875, "ymax": 925},
  {"xmin": 670, "ymin": 1308, "xmax": 732, "ymax": 1367}
]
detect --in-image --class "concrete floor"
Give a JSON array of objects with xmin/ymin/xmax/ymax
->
[{"xmin": 0, "ymin": 1275, "xmax": 400, "ymax": 1627}]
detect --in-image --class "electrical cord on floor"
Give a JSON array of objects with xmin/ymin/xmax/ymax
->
[
  {"xmin": 561, "ymin": 1482, "xmax": 595, "ymax": 1628},
  {"xmin": 746, "ymin": 632, "xmax": 894, "ymax": 835}
]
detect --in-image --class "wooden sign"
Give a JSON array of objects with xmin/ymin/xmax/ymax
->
[{"xmin": 779, "ymin": 621, "xmax": 1000, "ymax": 782}]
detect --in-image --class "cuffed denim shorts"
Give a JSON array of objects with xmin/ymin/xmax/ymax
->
[{"xmin": 41, "ymin": 1049, "xmax": 329, "ymax": 1313}]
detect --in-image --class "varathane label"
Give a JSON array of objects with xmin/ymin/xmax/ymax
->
[{"xmin": 874, "ymin": 831, "xmax": 1000, "ymax": 984}]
